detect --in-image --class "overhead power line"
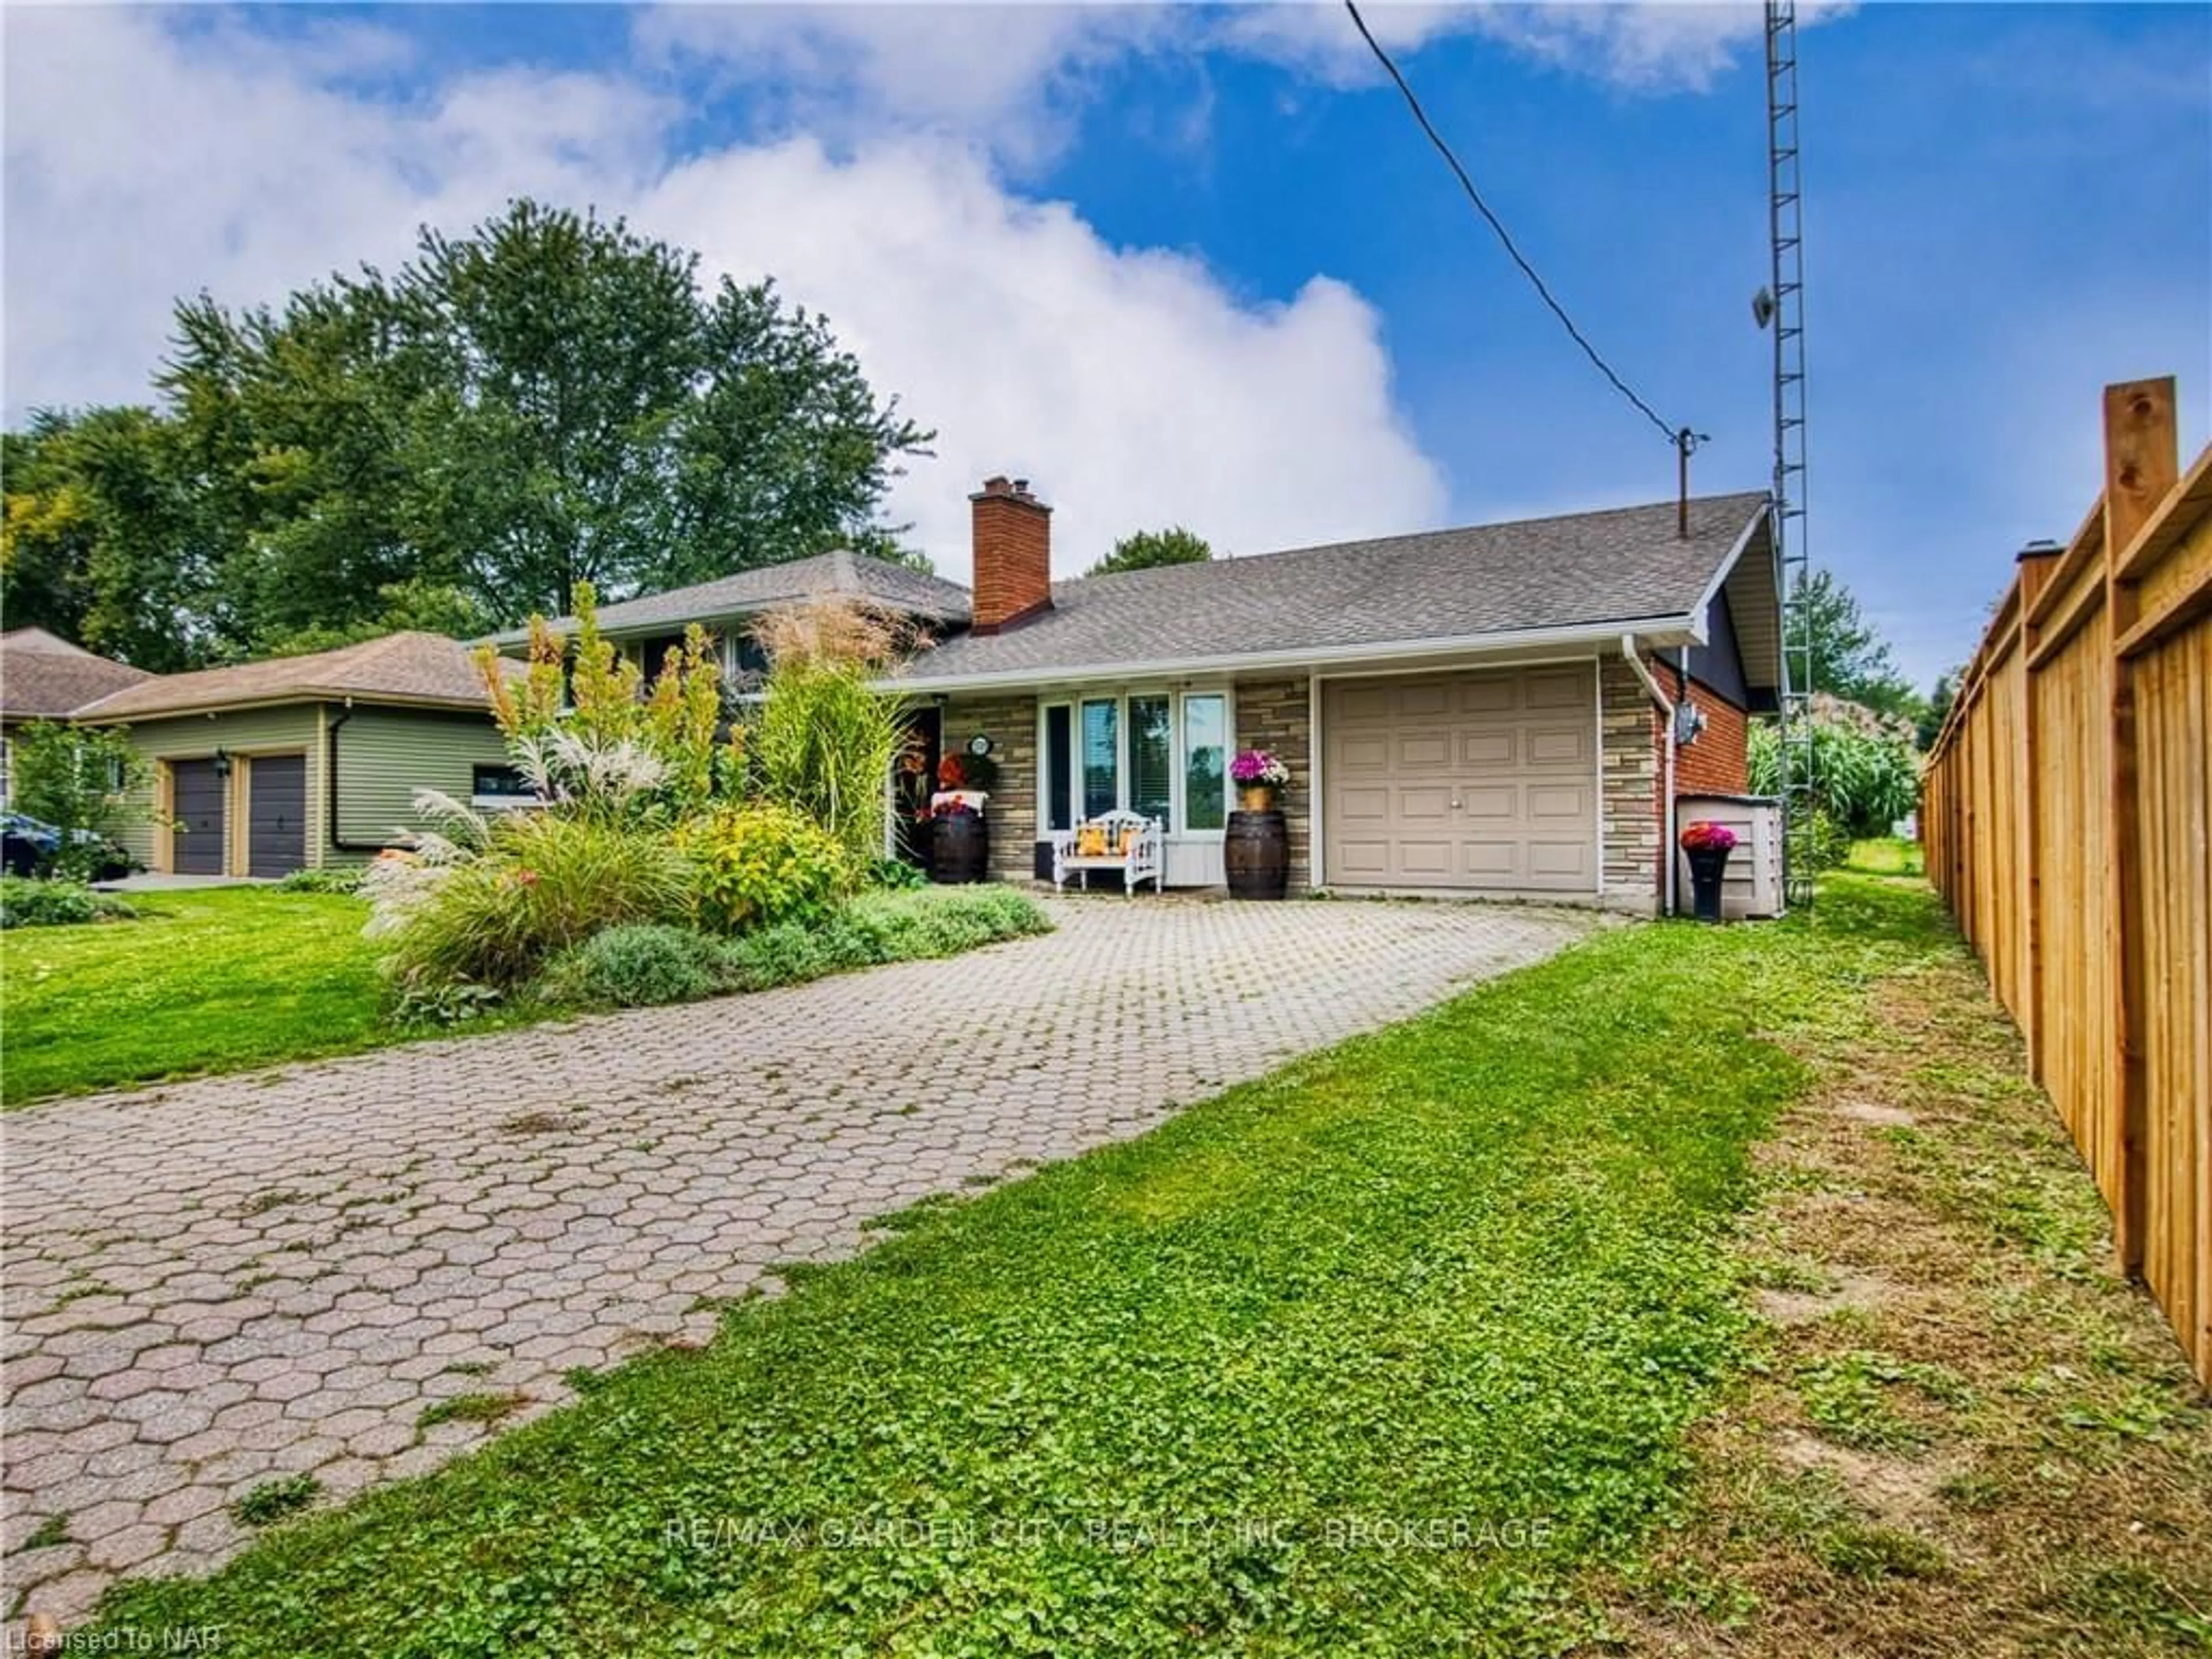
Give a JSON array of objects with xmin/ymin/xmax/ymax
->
[{"xmin": 1342, "ymin": 0, "xmax": 1684, "ymax": 448}]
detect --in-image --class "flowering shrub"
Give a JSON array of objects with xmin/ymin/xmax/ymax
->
[
  {"xmin": 676, "ymin": 804, "xmax": 853, "ymax": 934},
  {"xmin": 476, "ymin": 582, "xmax": 737, "ymax": 818},
  {"xmin": 1680, "ymin": 821, "xmax": 1738, "ymax": 853},
  {"xmin": 1230, "ymin": 749, "xmax": 1289, "ymax": 788}
]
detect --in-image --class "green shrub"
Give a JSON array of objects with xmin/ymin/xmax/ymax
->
[
  {"xmin": 538, "ymin": 925, "xmax": 724, "ymax": 1008},
  {"xmin": 368, "ymin": 810, "xmax": 695, "ymax": 994},
  {"xmin": 714, "ymin": 887, "xmax": 1051, "ymax": 994},
  {"xmin": 868, "ymin": 857, "xmax": 929, "ymax": 891},
  {"xmin": 275, "ymin": 867, "xmax": 365, "ymax": 896},
  {"xmin": 676, "ymin": 804, "xmax": 851, "ymax": 934},
  {"xmin": 6, "ymin": 722, "xmax": 150, "ymax": 880},
  {"xmin": 0, "ymin": 876, "xmax": 135, "ymax": 929},
  {"xmin": 1787, "ymin": 802, "xmax": 1851, "ymax": 877},
  {"xmin": 1751, "ymin": 697, "xmax": 1922, "ymax": 838}
]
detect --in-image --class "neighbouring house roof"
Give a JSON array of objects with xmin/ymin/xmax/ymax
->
[
  {"xmin": 899, "ymin": 493, "xmax": 1777, "ymax": 690},
  {"xmin": 71, "ymin": 632, "xmax": 518, "ymax": 722},
  {"xmin": 0, "ymin": 628, "xmax": 156, "ymax": 724},
  {"xmin": 491, "ymin": 550, "xmax": 974, "ymax": 646}
]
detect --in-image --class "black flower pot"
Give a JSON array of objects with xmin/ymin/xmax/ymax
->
[{"xmin": 1685, "ymin": 845, "xmax": 1732, "ymax": 923}]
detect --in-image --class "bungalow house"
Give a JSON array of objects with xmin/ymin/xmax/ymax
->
[
  {"xmin": 0, "ymin": 628, "xmax": 154, "ymax": 808},
  {"xmin": 71, "ymin": 632, "xmax": 519, "ymax": 878},
  {"xmin": 527, "ymin": 478, "xmax": 1779, "ymax": 916}
]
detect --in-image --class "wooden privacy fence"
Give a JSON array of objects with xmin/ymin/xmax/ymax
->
[{"xmin": 1923, "ymin": 377, "xmax": 2211, "ymax": 1390}]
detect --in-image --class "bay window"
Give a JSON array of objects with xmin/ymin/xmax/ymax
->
[{"xmin": 1041, "ymin": 688, "xmax": 1233, "ymax": 836}]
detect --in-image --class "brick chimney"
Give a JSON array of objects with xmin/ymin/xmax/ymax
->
[{"xmin": 969, "ymin": 475, "xmax": 1052, "ymax": 633}]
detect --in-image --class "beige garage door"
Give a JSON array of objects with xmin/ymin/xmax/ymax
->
[{"xmin": 1323, "ymin": 665, "xmax": 1598, "ymax": 892}]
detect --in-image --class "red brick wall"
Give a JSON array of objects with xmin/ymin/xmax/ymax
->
[
  {"xmin": 970, "ymin": 479, "xmax": 1052, "ymax": 632},
  {"xmin": 1675, "ymin": 681, "xmax": 1751, "ymax": 796}
]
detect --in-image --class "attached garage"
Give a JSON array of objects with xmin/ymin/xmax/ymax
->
[
  {"xmin": 247, "ymin": 755, "xmax": 308, "ymax": 878},
  {"xmin": 170, "ymin": 759, "xmax": 227, "ymax": 876},
  {"xmin": 1322, "ymin": 664, "xmax": 1599, "ymax": 893}
]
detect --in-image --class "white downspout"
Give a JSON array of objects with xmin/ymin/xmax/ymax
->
[{"xmin": 1622, "ymin": 636, "xmax": 1678, "ymax": 918}]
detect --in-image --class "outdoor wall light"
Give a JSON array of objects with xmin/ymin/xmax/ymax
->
[{"xmin": 211, "ymin": 748, "xmax": 233, "ymax": 779}]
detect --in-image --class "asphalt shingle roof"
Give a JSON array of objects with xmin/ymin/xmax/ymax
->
[
  {"xmin": 498, "ymin": 550, "xmax": 972, "ymax": 644},
  {"xmin": 907, "ymin": 493, "xmax": 1770, "ymax": 683},
  {"xmin": 0, "ymin": 629, "xmax": 154, "ymax": 722},
  {"xmin": 72, "ymin": 632, "xmax": 517, "ymax": 722}
]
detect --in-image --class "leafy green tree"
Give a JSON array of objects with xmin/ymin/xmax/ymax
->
[
  {"xmin": 1, "ymin": 407, "xmax": 225, "ymax": 671},
  {"xmin": 160, "ymin": 201, "xmax": 935, "ymax": 632},
  {"xmin": 1086, "ymin": 526, "xmax": 1213, "ymax": 577},
  {"xmin": 11, "ymin": 199, "xmax": 934, "ymax": 663},
  {"xmin": 1790, "ymin": 567, "xmax": 1920, "ymax": 722},
  {"xmin": 1916, "ymin": 669, "xmax": 1959, "ymax": 750},
  {"xmin": 6, "ymin": 722, "xmax": 153, "ymax": 877}
]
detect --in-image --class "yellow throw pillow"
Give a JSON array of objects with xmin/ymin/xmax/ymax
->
[
  {"xmin": 1077, "ymin": 825, "xmax": 1107, "ymax": 857},
  {"xmin": 1118, "ymin": 827, "xmax": 1137, "ymax": 855}
]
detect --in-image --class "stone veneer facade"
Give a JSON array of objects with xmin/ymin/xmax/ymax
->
[
  {"xmin": 938, "ymin": 692, "xmax": 1040, "ymax": 884},
  {"xmin": 1599, "ymin": 656, "xmax": 1665, "ymax": 915},
  {"xmin": 1229, "ymin": 675, "xmax": 1313, "ymax": 891}
]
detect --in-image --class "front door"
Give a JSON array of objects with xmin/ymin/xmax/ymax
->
[{"xmin": 171, "ymin": 759, "xmax": 226, "ymax": 875}]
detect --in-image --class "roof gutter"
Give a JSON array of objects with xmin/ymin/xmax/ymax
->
[
  {"xmin": 1623, "ymin": 636, "xmax": 1679, "ymax": 919},
  {"xmin": 884, "ymin": 614, "xmax": 1703, "ymax": 696},
  {"xmin": 75, "ymin": 690, "xmax": 498, "ymax": 726}
]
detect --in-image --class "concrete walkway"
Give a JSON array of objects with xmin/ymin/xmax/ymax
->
[{"xmin": 1, "ymin": 896, "xmax": 1599, "ymax": 1623}]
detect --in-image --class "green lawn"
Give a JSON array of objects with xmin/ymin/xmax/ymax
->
[
  {"xmin": 2, "ymin": 885, "xmax": 1052, "ymax": 1107},
  {"xmin": 1, "ymin": 888, "xmax": 387, "ymax": 1105},
  {"xmin": 1843, "ymin": 835, "xmax": 1925, "ymax": 878},
  {"xmin": 88, "ymin": 888, "xmax": 1921, "ymax": 1656}
]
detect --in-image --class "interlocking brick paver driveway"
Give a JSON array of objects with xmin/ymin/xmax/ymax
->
[{"xmin": 2, "ymin": 896, "xmax": 1597, "ymax": 1622}]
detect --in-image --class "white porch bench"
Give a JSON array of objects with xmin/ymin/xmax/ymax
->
[{"xmin": 1049, "ymin": 809, "xmax": 1164, "ymax": 897}]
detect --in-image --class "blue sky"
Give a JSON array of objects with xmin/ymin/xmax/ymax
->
[{"xmin": 5, "ymin": 4, "xmax": 2207, "ymax": 686}]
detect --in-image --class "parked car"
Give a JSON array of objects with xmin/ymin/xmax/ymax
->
[{"xmin": 0, "ymin": 813, "xmax": 132, "ymax": 881}]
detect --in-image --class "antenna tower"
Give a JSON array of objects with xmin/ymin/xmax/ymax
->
[{"xmin": 1766, "ymin": 0, "xmax": 1817, "ymax": 906}]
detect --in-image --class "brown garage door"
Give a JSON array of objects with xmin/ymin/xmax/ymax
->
[
  {"xmin": 247, "ymin": 755, "xmax": 308, "ymax": 878},
  {"xmin": 171, "ymin": 759, "xmax": 226, "ymax": 875},
  {"xmin": 1323, "ymin": 665, "xmax": 1597, "ymax": 892}
]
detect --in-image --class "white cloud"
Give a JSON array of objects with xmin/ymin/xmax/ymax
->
[
  {"xmin": 1, "ymin": 9, "xmax": 669, "ymax": 413},
  {"xmin": 640, "ymin": 136, "xmax": 1446, "ymax": 574},
  {"xmin": 634, "ymin": 4, "xmax": 1180, "ymax": 167},
  {"xmin": 2, "ymin": 7, "xmax": 1445, "ymax": 585}
]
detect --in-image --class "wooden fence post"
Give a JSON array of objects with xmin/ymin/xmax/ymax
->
[
  {"xmin": 2017, "ymin": 544, "xmax": 2063, "ymax": 1084},
  {"xmin": 2103, "ymin": 377, "xmax": 2178, "ymax": 1277}
]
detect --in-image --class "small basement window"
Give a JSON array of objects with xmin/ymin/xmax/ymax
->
[{"xmin": 472, "ymin": 764, "xmax": 538, "ymax": 811}]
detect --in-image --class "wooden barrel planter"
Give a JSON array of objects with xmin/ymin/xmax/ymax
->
[
  {"xmin": 1224, "ymin": 809, "xmax": 1288, "ymax": 900},
  {"xmin": 930, "ymin": 813, "xmax": 990, "ymax": 884}
]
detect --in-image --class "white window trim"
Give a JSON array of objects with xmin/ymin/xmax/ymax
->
[{"xmin": 1036, "ymin": 684, "xmax": 1236, "ymax": 839}]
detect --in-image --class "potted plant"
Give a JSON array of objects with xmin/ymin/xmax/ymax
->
[
  {"xmin": 1679, "ymin": 820, "xmax": 1738, "ymax": 923},
  {"xmin": 1230, "ymin": 748, "xmax": 1290, "ymax": 813},
  {"xmin": 1225, "ymin": 748, "xmax": 1291, "ymax": 900},
  {"xmin": 929, "ymin": 753, "xmax": 991, "ymax": 884}
]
